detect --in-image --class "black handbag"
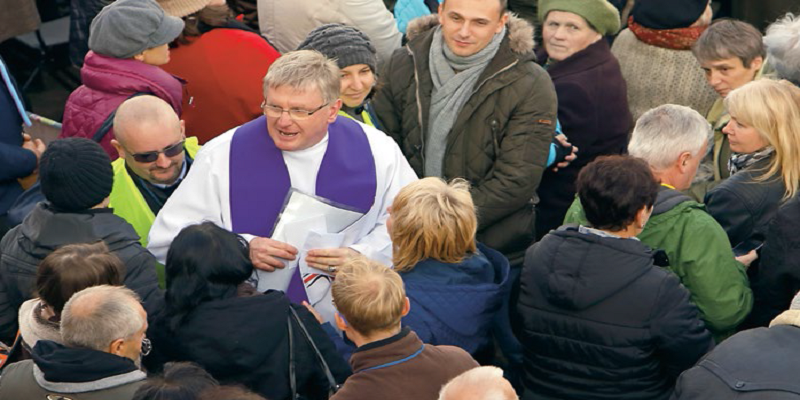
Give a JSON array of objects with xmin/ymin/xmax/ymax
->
[{"xmin": 288, "ymin": 306, "xmax": 341, "ymax": 399}]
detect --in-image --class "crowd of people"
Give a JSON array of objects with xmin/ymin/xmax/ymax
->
[{"xmin": 2, "ymin": 0, "xmax": 800, "ymax": 398}]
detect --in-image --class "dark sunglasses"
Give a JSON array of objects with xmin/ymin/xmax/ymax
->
[{"xmin": 128, "ymin": 139, "xmax": 185, "ymax": 163}]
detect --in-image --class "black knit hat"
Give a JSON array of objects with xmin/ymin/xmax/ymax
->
[
  {"xmin": 40, "ymin": 138, "xmax": 113, "ymax": 212},
  {"xmin": 632, "ymin": 0, "xmax": 709, "ymax": 30},
  {"xmin": 297, "ymin": 24, "xmax": 378, "ymax": 73}
]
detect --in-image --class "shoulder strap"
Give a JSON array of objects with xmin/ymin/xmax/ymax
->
[
  {"xmin": 288, "ymin": 306, "xmax": 340, "ymax": 396},
  {"xmin": 92, "ymin": 92, "xmax": 152, "ymax": 143}
]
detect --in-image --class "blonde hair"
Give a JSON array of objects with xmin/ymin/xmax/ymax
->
[
  {"xmin": 390, "ymin": 178, "xmax": 478, "ymax": 272},
  {"xmin": 331, "ymin": 257, "xmax": 405, "ymax": 336},
  {"xmin": 725, "ymin": 79, "xmax": 800, "ymax": 199}
]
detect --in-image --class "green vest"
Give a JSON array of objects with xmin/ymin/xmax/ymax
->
[{"xmin": 109, "ymin": 137, "xmax": 201, "ymax": 246}]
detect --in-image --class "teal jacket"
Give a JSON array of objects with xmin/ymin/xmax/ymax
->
[{"xmin": 564, "ymin": 187, "xmax": 753, "ymax": 341}]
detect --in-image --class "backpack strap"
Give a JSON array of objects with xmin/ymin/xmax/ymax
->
[
  {"xmin": 91, "ymin": 92, "xmax": 151, "ymax": 143},
  {"xmin": 288, "ymin": 306, "xmax": 340, "ymax": 398}
]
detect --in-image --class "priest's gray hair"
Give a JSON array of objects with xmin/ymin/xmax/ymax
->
[
  {"xmin": 61, "ymin": 285, "xmax": 144, "ymax": 352},
  {"xmin": 438, "ymin": 367, "xmax": 518, "ymax": 400},
  {"xmin": 262, "ymin": 50, "xmax": 341, "ymax": 105},
  {"xmin": 765, "ymin": 13, "xmax": 800, "ymax": 86},
  {"xmin": 628, "ymin": 104, "xmax": 711, "ymax": 171}
]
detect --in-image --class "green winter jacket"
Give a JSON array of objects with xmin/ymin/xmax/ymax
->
[
  {"xmin": 564, "ymin": 187, "xmax": 753, "ymax": 340},
  {"xmin": 372, "ymin": 14, "xmax": 557, "ymax": 266}
]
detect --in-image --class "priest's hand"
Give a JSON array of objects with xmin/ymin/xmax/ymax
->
[
  {"xmin": 250, "ymin": 236, "xmax": 298, "ymax": 272},
  {"xmin": 306, "ymin": 247, "xmax": 360, "ymax": 274}
]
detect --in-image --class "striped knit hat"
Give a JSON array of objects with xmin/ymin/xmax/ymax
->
[{"xmin": 40, "ymin": 138, "xmax": 113, "ymax": 212}]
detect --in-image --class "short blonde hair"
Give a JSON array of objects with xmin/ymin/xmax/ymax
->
[
  {"xmin": 725, "ymin": 79, "xmax": 800, "ymax": 199},
  {"xmin": 262, "ymin": 50, "xmax": 340, "ymax": 104},
  {"xmin": 390, "ymin": 178, "xmax": 477, "ymax": 272},
  {"xmin": 331, "ymin": 257, "xmax": 405, "ymax": 336}
]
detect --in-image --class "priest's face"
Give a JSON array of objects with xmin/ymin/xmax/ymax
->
[{"xmin": 263, "ymin": 85, "xmax": 341, "ymax": 151}]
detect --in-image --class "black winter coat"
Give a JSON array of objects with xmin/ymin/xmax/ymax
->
[
  {"xmin": 0, "ymin": 203, "xmax": 163, "ymax": 344},
  {"xmin": 146, "ymin": 290, "xmax": 351, "ymax": 400},
  {"xmin": 744, "ymin": 196, "xmax": 800, "ymax": 327},
  {"xmin": 534, "ymin": 39, "xmax": 631, "ymax": 240},
  {"xmin": 705, "ymin": 156, "xmax": 785, "ymax": 255},
  {"xmin": 516, "ymin": 227, "xmax": 713, "ymax": 400},
  {"xmin": 672, "ymin": 321, "xmax": 800, "ymax": 399}
]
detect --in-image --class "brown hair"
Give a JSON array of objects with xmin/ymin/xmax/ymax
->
[
  {"xmin": 331, "ymin": 257, "xmax": 405, "ymax": 336},
  {"xmin": 174, "ymin": 5, "xmax": 231, "ymax": 46},
  {"xmin": 692, "ymin": 19, "xmax": 765, "ymax": 67},
  {"xmin": 36, "ymin": 242, "xmax": 125, "ymax": 315},
  {"xmin": 390, "ymin": 178, "xmax": 477, "ymax": 272}
]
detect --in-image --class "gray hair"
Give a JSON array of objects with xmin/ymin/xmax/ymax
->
[
  {"xmin": 61, "ymin": 285, "xmax": 144, "ymax": 352},
  {"xmin": 262, "ymin": 50, "xmax": 341, "ymax": 105},
  {"xmin": 765, "ymin": 13, "xmax": 800, "ymax": 86},
  {"xmin": 628, "ymin": 104, "xmax": 711, "ymax": 171},
  {"xmin": 438, "ymin": 367, "xmax": 517, "ymax": 400}
]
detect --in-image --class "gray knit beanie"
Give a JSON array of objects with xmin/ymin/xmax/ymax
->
[
  {"xmin": 297, "ymin": 24, "xmax": 378, "ymax": 72},
  {"xmin": 89, "ymin": 0, "xmax": 185, "ymax": 59},
  {"xmin": 40, "ymin": 138, "xmax": 113, "ymax": 212}
]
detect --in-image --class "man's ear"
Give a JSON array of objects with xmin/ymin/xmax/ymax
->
[
  {"xmin": 750, "ymin": 56, "xmax": 764, "ymax": 71},
  {"xmin": 111, "ymin": 139, "xmax": 124, "ymax": 156},
  {"xmin": 401, "ymin": 297, "xmax": 411, "ymax": 317},
  {"xmin": 497, "ymin": 12, "xmax": 509, "ymax": 32},
  {"xmin": 334, "ymin": 312, "xmax": 348, "ymax": 330},
  {"xmin": 107, "ymin": 338, "xmax": 125, "ymax": 356},
  {"xmin": 132, "ymin": 52, "xmax": 145, "ymax": 62},
  {"xmin": 327, "ymin": 99, "xmax": 342, "ymax": 123},
  {"xmin": 676, "ymin": 151, "xmax": 692, "ymax": 173},
  {"xmin": 180, "ymin": 119, "xmax": 186, "ymax": 136}
]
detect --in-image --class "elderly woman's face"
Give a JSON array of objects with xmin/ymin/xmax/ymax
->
[{"xmin": 543, "ymin": 11, "xmax": 602, "ymax": 61}]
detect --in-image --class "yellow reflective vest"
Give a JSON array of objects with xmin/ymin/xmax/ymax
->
[
  {"xmin": 109, "ymin": 137, "xmax": 201, "ymax": 246},
  {"xmin": 338, "ymin": 109, "xmax": 375, "ymax": 127}
]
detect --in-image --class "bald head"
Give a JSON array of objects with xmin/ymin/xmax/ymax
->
[
  {"xmin": 438, "ymin": 367, "xmax": 517, "ymax": 400},
  {"xmin": 113, "ymin": 95, "xmax": 180, "ymax": 145}
]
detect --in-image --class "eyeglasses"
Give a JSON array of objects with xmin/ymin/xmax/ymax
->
[
  {"xmin": 141, "ymin": 337, "xmax": 152, "ymax": 357},
  {"xmin": 126, "ymin": 139, "xmax": 185, "ymax": 163},
  {"xmin": 261, "ymin": 100, "xmax": 329, "ymax": 121}
]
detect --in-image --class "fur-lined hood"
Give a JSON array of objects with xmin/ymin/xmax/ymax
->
[{"xmin": 406, "ymin": 13, "xmax": 536, "ymax": 55}]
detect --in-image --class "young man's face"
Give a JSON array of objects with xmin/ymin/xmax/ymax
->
[
  {"xmin": 700, "ymin": 56, "xmax": 763, "ymax": 98},
  {"xmin": 438, "ymin": 0, "xmax": 508, "ymax": 57}
]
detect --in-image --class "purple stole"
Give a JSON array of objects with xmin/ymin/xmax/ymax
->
[{"xmin": 229, "ymin": 115, "xmax": 377, "ymax": 303}]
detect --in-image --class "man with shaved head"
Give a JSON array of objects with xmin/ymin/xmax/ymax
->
[
  {"xmin": 109, "ymin": 95, "xmax": 201, "ymax": 246},
  {"xmin": 0, "ymin": 286, "xmax": 148, "ymax": 399},
  {"xmin": 439, "ymin": 367, "xmax": 518, "ymax": 400}
]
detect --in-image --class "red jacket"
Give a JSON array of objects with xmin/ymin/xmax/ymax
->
[
  {"xmin": 60, "ymin": 52, "xmax": 184, "ymax": 159},
  {"xmin": 161, "ymin": 28, "xmax": 280, "ymax": 144}
]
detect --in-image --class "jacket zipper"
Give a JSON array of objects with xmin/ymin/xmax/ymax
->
[{"xmin": 408, "ymin": 46, "xmax": 426, "ymax": 168}]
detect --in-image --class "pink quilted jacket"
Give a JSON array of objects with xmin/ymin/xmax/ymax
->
[{"xmin": 60, "ymin": 51, "xmax": 184, "ymax": 159}]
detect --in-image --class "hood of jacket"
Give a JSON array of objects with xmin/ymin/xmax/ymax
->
[
  {"xmin": 31, "ymin": 340, "xmax": 144, "ymax": 389},
  {"xmin": 406, "ymin": 13, "xmax": 536, "ymax": 58},
  {"xmin": 16, "ymin": 202, "xmax": 142, "ymax": 259},
  {"xmin": 402, "ymin": 243, "xmax": 510, "ymax": 352},
  {"xmin": 80, "ymin": 51, "xmax": 184, "ymax": 114},
  {"xmin": 531, "ymin": 228, "xmax": 656, "ymax": 311}
]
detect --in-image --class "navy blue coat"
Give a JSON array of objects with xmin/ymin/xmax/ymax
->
[
  {"xmin": 0, "ymin": 57, "xmax": 36, "ymax": 215},
  {"xmin": 401, "ymin": 243, "xmax": 511, "ymax": 355}
]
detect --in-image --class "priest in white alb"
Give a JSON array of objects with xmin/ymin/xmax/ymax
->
[{"xmin": 147, "ymin": 50, "xmax": 417, "ymax": 323}]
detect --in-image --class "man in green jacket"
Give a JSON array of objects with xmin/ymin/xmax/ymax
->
[
  {"xmin": 564, "ymin": 104, "xmax": 752, "ymax": 340},
  {"xmin": 109, "ymin": 95, "xmax": 200, "ymax": 247},
  {"xmin": 372, "ymin": 0, "xmax": 558, "ymax": 267}
]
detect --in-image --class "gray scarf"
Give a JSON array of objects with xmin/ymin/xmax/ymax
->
[
  {"xmin": 728, "ymin": 146, "xmax": 775, "ymax": 175},
  {"xmin": 425, "ymin": 25, "xmax": 506, "ymax": 177}
]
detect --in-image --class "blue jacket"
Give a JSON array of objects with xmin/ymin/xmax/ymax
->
[
  {"xmin": 401, "ymin": 243, "xmax": 510, "ymax": 355},
  {"xmin": 0, "ymin": 57, "xmax": 36, "ymax": 216}
]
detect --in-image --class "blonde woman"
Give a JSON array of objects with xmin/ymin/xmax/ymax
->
[
  {"xmin": 388, "ymin": 177, "xmax": 511, "ymax": 360},
  {"xmin": 705, "ymin": 79, "xmax": 800, "ymax": 255}
]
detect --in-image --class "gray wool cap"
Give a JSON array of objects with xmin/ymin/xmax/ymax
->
[
  {"xmin": 89, "ymin": 0, "xmax": 185, "ymax": 59},
  {"xmin": 297, "ymin": 24, "xmax": 378, "ymax": 72}
]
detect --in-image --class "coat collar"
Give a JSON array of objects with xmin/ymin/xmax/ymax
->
[
  {"xmin": 406, "ymin": 13, "xmax": 536, "ymax": 56},
  {"xmin": 537, "ymin": 39, "xmax": 615, "ymax": 79},
  {"xmin": 350, "ymin": 328, "xmax": 426, "ymax": 373}
]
